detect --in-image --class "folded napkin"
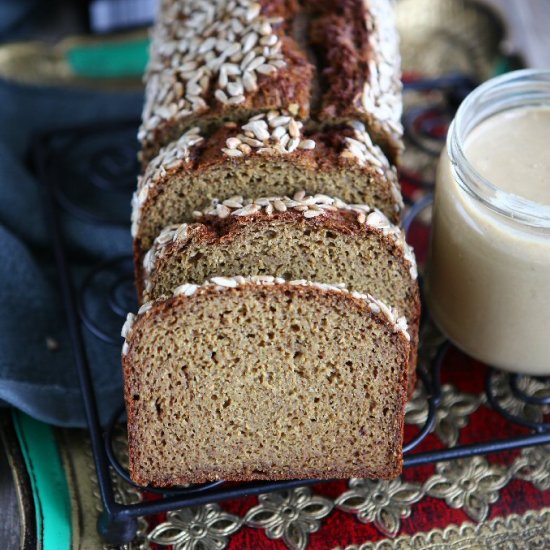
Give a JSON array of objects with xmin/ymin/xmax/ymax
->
[{"xmin": 0, "ymin": 78, "xmax": 143, "ymax": 427}]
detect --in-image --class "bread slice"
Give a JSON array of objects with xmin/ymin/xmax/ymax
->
[
  {"xmin": 122, "ymin": 277, "xmax": 410, "ymax": 486},
  {"xmin": 132, "ymin": 114, "xmax": 402, "ymax": 257},
  {"xmin": 138, "ymin": 192, "xmax": 419, "ymax": 394},
  {"xmin": 140, "ymin": 0, "xmax": 402, "ymax": 164}
]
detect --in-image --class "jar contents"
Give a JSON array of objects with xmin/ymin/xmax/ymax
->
[
  {"xmin": 465, "ymin": 107, "xmax": 550, "ymax": 204},
  {"xmin": 427, "ymin": 104, "xmax": 550, "ymax": 375}
]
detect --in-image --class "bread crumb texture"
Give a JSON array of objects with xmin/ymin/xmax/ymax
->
[{"xmin": 123, "ymin": 281, "xmax": 408, "ymax": 486}]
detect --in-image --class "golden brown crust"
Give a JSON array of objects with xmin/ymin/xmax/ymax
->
[{"xmin": 122, "ymin": 281, "xmax": 409, "ymax": 486}]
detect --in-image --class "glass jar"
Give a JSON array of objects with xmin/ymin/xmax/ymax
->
[{"xmin": 426, "ymin": 70, "xmax": 550, "ymax": 375}]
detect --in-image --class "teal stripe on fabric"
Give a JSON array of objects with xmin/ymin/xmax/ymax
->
[
  {"xmin": 12, "ymin": 410, "xmax": 71, "ymax": 550},
  {"xmin": 66, "ymin": 39, "xmax": 150, "ymax": 78}
]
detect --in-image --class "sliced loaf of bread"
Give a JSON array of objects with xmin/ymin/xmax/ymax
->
[
  {"xmin": 138, "ymin": 192, "xmax": 419, "ymax": 393},
  {"xmin": 132, "ymin": 116, "xmax": 402, "ymax": 257},
  {"xmin": 122, "ymin": 276, "xmax": 410, "ymax": 486}
]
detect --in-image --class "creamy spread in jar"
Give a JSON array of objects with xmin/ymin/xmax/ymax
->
[
  {"xmin": 466, "ymin": 107, "xmax": 550, "ymax": 204},
  {"xmin": 426, "ymin": 70, "xmax": 550, "ymax": 375}
]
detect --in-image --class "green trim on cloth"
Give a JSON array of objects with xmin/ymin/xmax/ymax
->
[
  {"xmin": 12, "ymin": 410, "xmax": 71, "ymax": 549},
  {"xmin": 66, "ymin": 38, "xmax": 150, "ymax": 78}
]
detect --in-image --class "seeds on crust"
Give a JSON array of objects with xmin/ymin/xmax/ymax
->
[
  {"xmin": 139, "ymin": 0, "xmax": 289, "ymax": 147},
  {"xmin": 181, "ymin": 192, "xmax": 417, "ymax": 280},
  {"xmin": 222, "ymin": 111, "xmax": 315, "ymax": 158}
]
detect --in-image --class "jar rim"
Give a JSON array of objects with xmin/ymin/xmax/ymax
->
[{"xmin": 448, "ymin": 69, "xmax": 550, "ymax": 229}]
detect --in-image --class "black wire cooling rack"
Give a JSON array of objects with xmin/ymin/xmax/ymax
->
[{"xmin": 30, "ymin": 76, "xmax": 550, "ymax": 545}]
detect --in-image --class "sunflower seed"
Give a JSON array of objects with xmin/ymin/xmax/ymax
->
[
  {"xmin": 232, "ymin": 203, "xmax": 261, "ymax": 216},
  {"xmin": 279, "ymin": 134, "xmax": 290, "ymax": 148},
  {"xmin": 288, "ymin": 119, "xmax": 300, "ymax": 138},
  {"xmin": 269, "ymin": 115, "xmax": 291, "ymax": 127},
  {"xmin": 155, "ymin": 230, "xmax": 176, "ymax": 245},
  {"xmin": 286, "ymin": 137, "xmax": 300, "ymax": 153},
  {"xmin": 222, "ymin": 147, "xmax": 244, "ymax": 157},
  {"xmin": 227, "ymin": 80, "xmax": 244, "ymax": 96},
  {"xmin": 225, "ymin": 43, "xmax": 241, "ymax": 57},
  {"xmin": 174, "ymin": 283, "xmax": 199, "ymax": 296},
  {"xmin": 214, "ymin": 89, "xmax": 229, "ymax": 104},
  {"xmin": 121, "ymin": 313, "xmax": 136, "ymax": 338},
  {"xmin": 366, "ymin": 210, "xmax": 389, "ymax": 228},
  {"xmin": 220, "ymin": 200, "xmax": 241, "ymax": 211},
  {"xmin": 273, "ymin": 199, "xmax": 287, "ymax": 212},
  {"xmin": 242, "ymin": 120, "xmax": 270, "ymax": 141},
  {"xmin": 198, "ymin": 36, "xmax": 216, "ymax": 54},
  {"xmin": 239, "ymin": 135, "xmax": 264, "ymax": 147},
  {"xmin": 256, "ymin": 64, "xmax": 275, "ymax": 75},
  {"xmin": 218, "ymin": 69, "xmax": 228, "ymax": 88},
  {"xmin": 272, "ymin": 126, "xmax": 287, "ymax": 141},
  {"xmin": 259, "ymin": 22, "xmax": 272, "ymax": 35},
  {"xmin": 242, "ymin": 71, "xmax": 258, "ymax": 92},
  {"xmin": 174, "ymin": 224, "xmax": 188, "ymax": 241},
  {"xmin": 138, "ymin": 302, "xmax": 153, "ymax": 315},
  {"xmin": 223, "ymin": 63, "xmax": 241, "ymax": 75},
  {"xmin": 245, "ymin": 55, "xmax": 266, "ymax": 72},
  {"xmin": 240, "ymin": 51, "xmax": 256, "ymax": 70},
  {"xmin": 226, "ymin": 137, "xmax": 242, "ymax": 149},
  {"xmin": 228, "ymin": 94, "xmax": 245, "ymax": 105},
  {"xmin": 216, "ymin": 204, "xmax": 231, "ymax": 218},
  {"xmin": 246, "ymin": 3, "xmax": 261, "ymax": 22},
  {"xmin": 242, "ymin": 32, "xmax": 258, "ymax": 53},
  {"xmin": 260, "ymin": 34, "xmax": 278, "ymax": 46}
]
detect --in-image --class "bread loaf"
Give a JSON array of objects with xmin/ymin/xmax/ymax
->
[
  {"xmin": 122, "ymin": 277, "xmax": 410, "ymax": 486},
  {"xmin": 123, "ymin": 0, "xmax": 412, "ymax": 487},
  {"xmin": 139, "ymin": 0, "xmax": 402, "ymax": 165},
  {"xmin": 132, "ymin": 116, "xmax": 402, "ymax": 258},
  {"xmin": 138, "ymin": 191, "xmax": 419, "ymax": 393}
]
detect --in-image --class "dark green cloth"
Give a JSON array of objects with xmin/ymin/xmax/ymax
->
[{"xmin": 0, "ymin": 78, "xmax": 143, "ymax": 427}]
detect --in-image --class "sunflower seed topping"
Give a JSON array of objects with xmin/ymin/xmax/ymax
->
[
  {"xmin": 127, "ymin": 275, "xmax": 410, "ymax": 347},
  {"xmin": 222, "ymin": 147, "xmax": 244, "ymax": 157},
  {"xmin": 132, "ymin": 128, "xmax": 203, "ymax": 238},
  {"xmin": 167, "ymin": 276, "xmax": 410, "ymax": 340},
  {"xmin": 189, "ymin": 191, "xmax": 417, "ymax": 281},
  {"xmin": 211, "ymin": 276, "xmax": 239, "ymax": 288},
  {"xmin": 139, "ymin": 0, "xmax": 288, "ymax": 148},
  {"xmin": 359, "ymin": 0, "xmax": 403, "ymax": 137},
  {"xmin": 298, "ymin": 139, "xmax": 316, "ymax": 150},
  {"xmin": 341, "ymin": 121, "xmax": 403, "ymax": 211},
  {"xmin": 174, "ymin": 283, "xmax": 199, "ymax": 297},
  {"xmin": 138, "ymin": 301, "xmax": 153, "ymax": 315},
  {"xmin": 222, "ymin": 110, "xmax": 315, "ymax": 158},
  {"xmin": 121, "ymin": 313, "xmax": 136, "ymax": 339},
  {"xmin": 226, "ymin": 137, "xmax": 242, "ymax": 149}
]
